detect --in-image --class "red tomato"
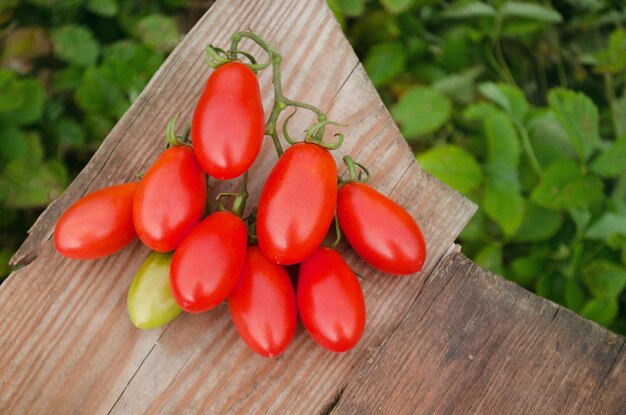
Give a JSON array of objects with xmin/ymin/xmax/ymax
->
[
  {"xmin": 229, "ymin": 246, "xmax": 297, "ymax": 357},
  {"xmin": 337, "ymin": 182, "xmax": 426, "ymax": 275},
  {"xmin": 297, "ymin": 247, "xmax": 365, "ymax": 352},
  {"xmin": 54, "ymin": 183, "xmax": 138, "ymax": 260},
  {"xmin": 257, "ymin": 143, "xmax": 337, "ymax": 265},
  {"xmin": 170, "ymin": 211, "xmax": 247, "ymax": 313},
  {"xmin": 192, "ymin": 62, "xmax": 265, "ymax": 180},
  {"xmin": 133, "ymin": 145, "xmax": 206, "ymax": 252}
]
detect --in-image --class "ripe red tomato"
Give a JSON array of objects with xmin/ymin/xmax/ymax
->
[
  {"xmin": 54, "ymin": 183, "xmax": 138, "ymax": 260},
  {"xmin": 337, "ymin": 182, "xmax": 426, "ymax": 275},
  {"xmin": 229, "ymin": 246, "xmax": 297, "ymax": 357},
  {"xmin": 257, "ymin": 143, "xmax": 337, "ymax": 265},
  {"xmin": 170, "ymin": 211, "xmax": 247, "ymax": 313},
  {"xmin": 192, "ymin": 61, "xmax": 265, "ymax": 180},
  {"xmin": 133, "ymin": 145, "xmax": 206, "ymax": 252},
  {"xmin": 297, "ymin": 247, "xmax": 365, "ymax": 352}
]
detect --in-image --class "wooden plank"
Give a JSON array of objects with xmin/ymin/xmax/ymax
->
[
  {"xmin": 332, "ymin": 253, "xmax": 626, "ymax": 415},
  {"xmin": 0, "ymin": 0, "xmax": 475, "ymax": 413}
]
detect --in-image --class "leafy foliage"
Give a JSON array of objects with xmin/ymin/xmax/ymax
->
[
  {"xmin": 333, "ymin": 0, "xmax": 626, "ymax": 334},
  {"xmin": 0, "ymin": 0, "xmax": 189, "ymax": 278}
]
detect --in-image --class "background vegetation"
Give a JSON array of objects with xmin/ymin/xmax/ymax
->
[{"xmin": 1, "ymin": 0, "xmax": 625, "ymax": 335}]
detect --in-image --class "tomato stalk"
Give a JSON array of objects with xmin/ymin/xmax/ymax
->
[
  {"xmin": 340, "ymin": 155, "xmax": 370, "ymax": 185},
  {"xmin": 227, "ymin": 31, "xmax": 341, "ymax": 156},
  {"xmin": 165, "ymin": 114, "xmax": 191, "ymax": 148},
  {"xmin": 216, "ymin": 172, "xmax": 249, "ymax": 217}
]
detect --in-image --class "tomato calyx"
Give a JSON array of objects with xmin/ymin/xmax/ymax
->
[
  {"xmin": 338, "ymin": 155, "xmax": 370, "ymax": 187},
  {"xmin": 281, "ymin": 116, "xmax": 346, "ymax": 151},
  {"xmin": 165, "ymin": 113, "xmax": 192, "ymax": 149}
]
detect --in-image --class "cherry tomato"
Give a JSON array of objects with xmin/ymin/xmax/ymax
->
[
  {"xmin": 229, "ymin": 246, "xmax": 297, "ymax": 357},
  {"xmin": 170, "ymin": 211, "xmax": 247, "ymax": 313},
  {"xmin": 297, "ymin": 247, "xmax": 365, "ymax": 353},
  {"xmin": 337, "ymin": 182, "xmax": 426, "ymax": 275},
  {"xmin": 54, "ymin": 183, "xmax": 138, "ymax": 260},
  {"xmin": 192, "ymin": 61, "xmax": 265, "ymax": 180},
  {"xmin": 133, "ymin": 145, "xmax": 206, "ymax": 252},
  {"xmin": 257, "ymin": 143, "xmax": 338, "ymax": 265},
  {"xmin": 127, "ymin": 251, "xmax": 182, "ymax": 330}
]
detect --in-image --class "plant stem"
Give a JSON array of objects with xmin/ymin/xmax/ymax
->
[{"xmin": 516, "ymin": 121, "xmax": 542, "ymax": 175}]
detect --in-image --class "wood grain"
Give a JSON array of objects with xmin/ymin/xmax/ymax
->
[
  {"xmin": 0, "ymin": 0, "xmax": 474, "ymax": 414},
  {"xmin": 332, "ymin": 253, "xmax": 626, "ymax": 415}
]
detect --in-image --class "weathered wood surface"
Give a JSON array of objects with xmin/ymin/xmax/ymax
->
[
  {"xmin": 333, "ymin": 253, "xmax": 626, "ymax": 414},
  {"xmin": 0, "ymin": 0, "xmax": 623, "ymax": 414}
]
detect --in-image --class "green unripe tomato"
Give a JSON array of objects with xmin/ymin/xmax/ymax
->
[{"xmin": 127, "ymin": 251, "xmax": 182, "ymax": 329}]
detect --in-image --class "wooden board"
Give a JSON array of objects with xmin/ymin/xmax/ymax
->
[
  {"xmin": 332, "ymin": 253, "xmax": 626, "ymax": 414},
  {"xmin": 1, "ymin": 1, "xmax": 624, "ymax": 414},
  {"xmin": 0, "ymin": 0, "xmax": 474, "ymax": 413}
]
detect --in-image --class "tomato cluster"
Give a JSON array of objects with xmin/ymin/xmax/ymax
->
[{"xmin": 53, "ymin": 32, "xmax": 426, "ymax": 357}]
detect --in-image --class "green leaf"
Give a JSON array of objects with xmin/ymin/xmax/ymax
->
[
  {"xmin": 464, "ymin": 102, "xmax": 500, "ymax": 121},
  {"xmin": 417, "ymin": 144, "xmax": 483, "ymax": 194},
  {"xmin": 51, "ymin": 25, "xmax": 100, "ymax": 66},
  {"xmin": 441, "ymin": 1, "xmax": 496, "ymax": 19},
  {"xmin": 392, "ymin": 86, "xmax": 451, "ymax": 138},
  {"xmin": 0, "ymin": 159, "xmax": 67, "ymax": 208},
  {"xmin": 582, "ymin": 260, "xmax": 626, "ymax": 299},
  {"xmin": 536, "ymin": 273, "xmax": 566, "ymax": 303},
  {"xmin": 381, "ymin": 0, "xmax": 413, "ymax": 14},
  {"xmin": 593, "ymin": 28, "xmax": 626, "ymax": 74},
  {"xmin": 136, "ymin": 14, "xmax": 180, "ymax": 52},
  {"xmin": 527, "ymin": 110, "xmax": 577, "ymax": 166},
  {"xmin": 590, "ymin": 136, "xmax": 626, "ymax": 178},
  {"xmin": 75, "ymin": 66, "xmax": 128, "ymax": 119},
  {"xmin": 51, "ymin": 66, "xmax": 84, "ymax": 92},
  {"xmin": 586, "ymin": 212, "xmax": 626, "ymax": 240},
  {"xmin": 55, "ymin": 118, "xmax": 86, "ymax": 147},
  {"xmin": 364, "ymin": 42, "xmax": 406, "ymax": 87},
  {"xmin": 547, "ymin": 89, "xmax": 599, "ymax": 163},
  {"xmin": 484, "ymin": 110, "xmax": 520, "ymax": 188},
  {"xmin": 459, "ymin": 209, "xmax": 486, "ymax": 242},
  {"xmin": 86, "ymin": 0, "xmax": 117, "ymax": 17},
  {"xmin": 512, "ymin": 202, "xmax": 562, "ymax": 242},
  {"xmin": 580, "ymin": 298, "xmax": 619, "ymax": 326},
  {"xmin": 509, "ymin": 253, "xmax": 547, "ymax": 287},
  {"xmin": 474, "ymin": 244, "xmax": 503, "ymax": 276},
  {"xmin": 613, "ymin": 95, "xmax": 626, "ymax": 139},
  {"xmin": 478, "ymin": 82, "xmax": 529, "ymax": 122},
  {"xmin": 564, "ymin": 280, "xmax": 588, "ymax": 312},
  {"xmin": 483, "ymin": 180, "xmax": 525, "ymax": 236},
  {"xmin": 433, "ymin": 67, "xmax": 482, "ymax": 105},
  {"xmin": 531, "ymin": 159, "xmax": 603, "ymax": 210},
  {"xmin": 0, "ymin": 131, "xmax": 43, "ymax": 164},
  {"xmin": 0, "ymin": 69, "xmax": 24, "ymax": 113},
  {"xmin": 500, "ymin": 2, "xmax": 563, "ymax": 23},
  {"xmin": 333, "ymin": 0, "xmax": 366, "ymax": 16}
]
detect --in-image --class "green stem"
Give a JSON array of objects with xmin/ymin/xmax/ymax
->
[
  {"xmin": 329, "ymin": 213, "xmax": 342, "ymax": 248},
  {"xmin": 515, "ymin": 121, "xmax": 542, "ymax": 175},
  {"xmin": 491, "ymin": 16, "xmax": 517, "ymax": 86},
  {"xmin": 228, "ymin": 31, "xmax": 335, "ymax": 157},
  {"xmin": 231, "ymin": 172, "xmax": 249, "ymax": 217}
]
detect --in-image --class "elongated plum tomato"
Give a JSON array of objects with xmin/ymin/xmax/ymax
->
[
  {"xmin": 128, "ymin": 251, "xmax": 182, "ymax": 330},
  {"xmin": 133, "ymin": 145, "xmax": 206, "ymax": 252},
  {"xmin": 170, "ymin": 211, "xmax": 247, "ymax": 313},
  {"xmin": 257, "ymin": 143, "xmax": 337, "ymax": 265},
  {"xmin": 298, "ymin": 247, "xmax": 365, "ymax": 352},
  {"xmin": 54, "ymin": 183, "xmax": 138, "ymax": 260},
  {"xmin": 229, "ymin": 246, "xmax": 297, "ymax": 357},
  {"xmin": 191, "ymin": 61, "xmax": 265, "ymax": 180},
  {"xmin": 337, "ymin": 182, "xmax": 426, "ymax": 275}
]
